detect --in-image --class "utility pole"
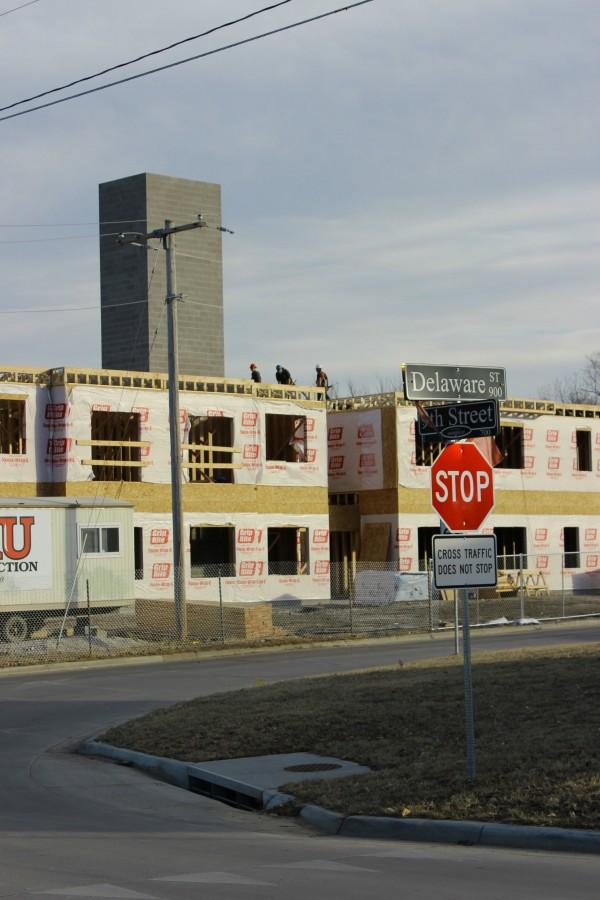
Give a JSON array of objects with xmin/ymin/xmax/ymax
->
[{"xmin": 118, "ymin": 215, "xmax": 207, "ymax": 640}]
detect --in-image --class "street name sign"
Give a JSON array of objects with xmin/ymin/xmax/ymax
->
[
  {"xmin": 432, "ymin": 534, "xmax": 497, "ymax": 589},
  {"xmin": 403, "ymin": 363, "xmax": 507, "ymax": 402},
  {"xmin": 431, "ymin": 442, "xmax": 494, "ymax": 531},
  {"xmin": 417, "ymin": 399, "xmax": 499, "ymax": 441}
]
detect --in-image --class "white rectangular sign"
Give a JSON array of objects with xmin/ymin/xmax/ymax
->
[
  {"xmin": 0, "ymin": 509, "xmax": 53, "ymax": 591},
  {"xmin": 432, "ymin": 534, "xmax": 497, "ymax": 589}
]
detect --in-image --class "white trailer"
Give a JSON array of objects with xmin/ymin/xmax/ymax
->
[{"xmin": 0, "ymin": 497, "xmax": 135, "ymax": 641}]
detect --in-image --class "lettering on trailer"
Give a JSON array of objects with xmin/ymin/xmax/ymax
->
[
  {"xmin": 417, "ymin": 399, "xmax": 499, "ymax": 441},
  {"xmin": 0, "ymin": 511, "xmax": 53, "ymax": 590},
  {"xmin": 403, "ymin": 363, "xmax": 506, "ymax": 401},
  {"xmin": 432, "ymin": 534, "xmax": 498, "ymax": 588}
]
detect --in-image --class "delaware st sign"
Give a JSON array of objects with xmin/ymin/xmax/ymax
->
[{"xmin": 403, "ymin": 363, "xmax": 507, "ymax": 402}]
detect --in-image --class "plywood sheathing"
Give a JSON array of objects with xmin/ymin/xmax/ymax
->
[
  {"xmin": 135, "ymin": 599, "xmax": 276, "ymax": 641},
  {"xmin": 64, "ymin": 482, "xmax": 328, "ymax": 514},
  {"xmin": 328, "ymin": 504, "xmax": 361, "ymax": 532},
  {"xmin": 396, "ymin": 485, "xmax": 600, "ymax": 517},
  {"xmin": 359, "ymin": 489, "xmax": 399, "ymax": 516},
  {"xmin": 359, "ymin": 522, "xmax": 391, "ymax": 561},
  {"xmin": 381, "ymin": 406, "xmax": 399, "ymax": 489}
]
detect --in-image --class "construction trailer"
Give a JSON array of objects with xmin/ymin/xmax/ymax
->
[
  {"xmin": 0, "ymin": 496, "xmax": 134, "ymax": 642},
  {"xmin": 327, "ymin": 392, "xmax": 600, "ymax": 593},
  {"xmin": 0, "ymin": 366, "xmax": 329, "ymax": 610}
]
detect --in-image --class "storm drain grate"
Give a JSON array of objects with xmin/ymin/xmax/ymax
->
[{"xmin": 187, "ymin": 773, "xmax": 262, "ymax": 810}]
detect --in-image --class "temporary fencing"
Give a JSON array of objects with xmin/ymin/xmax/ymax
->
[{"xmin": 0, "ymin": 553, "xmax": 598, "ymax": 667}]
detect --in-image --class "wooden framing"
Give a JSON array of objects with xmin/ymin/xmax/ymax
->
[
  {"xmin": 43, "ymin": 366, "xmax": 326, "ymax": 405},
  {"xmin": 89, "ymin": 410, "xmax": 143, "ymax": 483},
  {"xmin": 185, "ymin": 415, "xmax": 240, "ymax": 483}
]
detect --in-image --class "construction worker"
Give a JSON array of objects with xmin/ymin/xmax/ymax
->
[
  {"xmin": 249, "ymin": 363, "xmax": 261, "ymax": 383},
  {"xmin": 315, "ymin": 365, "xmax": 330, "ymax": 397},
  {"xmin": 275, "ymin": 364, "xmax": 294, "ymax": 385}
]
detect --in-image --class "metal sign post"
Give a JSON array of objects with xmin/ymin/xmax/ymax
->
[{"xmin": 432, "ymin": 533, "xmax": 497, "ymax": 784}]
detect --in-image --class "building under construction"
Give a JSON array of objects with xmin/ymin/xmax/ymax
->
[{"xmin": 327, "ymin": 391, "xmax": 600, "ymax": 594}]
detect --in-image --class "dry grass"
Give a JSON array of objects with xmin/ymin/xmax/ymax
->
[{"xmin": 100, "ymin": 643, "xmax": 600, "ymax": 829}]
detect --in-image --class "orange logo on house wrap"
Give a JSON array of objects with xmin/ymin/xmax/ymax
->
[
  {"xmin": 546, "ymin": 429, "xmax": 559, "ymax": 444},
  {"xmin": 131, "ymin": 406, "xmax": 149, "ymax": 422},
  {"xmin": 239, "ymin": 560, "xmax": 264, "ymax": 577},
  {"xmin": 586, "ymin": 554, "xmax": 599, "ymax": 569},
  {"xmin": 359, "ymin": 453, "xmax": 376, "ymax": 468},
  {"xmin": 396, "ymin": 528, "xmax": 411, "ymax": 543},
  {"xmin": 238, "ymin": 528, "xmax": 263, "ymax": 544},
  {"xmin": 243, "ymin": 444, "xmax": 259, "ymax": 460},
  {"xmin": 329, "ymin": 455, "xmax": 344, "ymax": 471},
  {"xmin": 358, "ymin": 424, "xmax": 375, "ymax": 440},
  {"xmin": 399, "ymin": 557, "xmax": 412, "ymax": 571},
  {"xmin": 150, "ymin": 529, "xmax": 169, "ymax": 545},
  {"xmin": 536, "ymin": 556, "xmax": 549, "ymax": 569},
  {"xmin": 328, "ymin": 426, "xmax": 343, "ymax": 443},
  {"xmin": 548, "ymin": 456, "xmax": 560, "ymax": 472},
  {"xmin": 92, "ymin": 403, "xmax": 111, "ymax": 412},
  {"xmin": 305, "ymin": 448, "xmax": 317, "ymax": 463},
  {"xmin": 534, "ymin": 528, "xmax": 548, "ymax": 542},
  {"xmin": 151, "ymin": 563, "xmax": 171, "ymax": 579},
  {"xmin": 314, "ymin": 560, "xmax": 330, "ymax": 575},
  {"xmin": 46, "ymin": 438, "xmax": 72, "ymax": 456},
  {"xmin": 44, "ymin": 402, "xmax": 70, "ymax": 420},
  {"xmin": 313, "ymin": 529, "xmax": 329, "ymax": 543},
  {"xmin": 585, "ymin": 528, "xmax": 597, "ymax": 543},
  {"xmin": 241, "ymin": 412, "xmax": 258, "ymax": 428}
]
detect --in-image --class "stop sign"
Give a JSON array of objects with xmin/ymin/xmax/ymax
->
[{"xmin": 431, "ymin": 442, "xmax": 494, "ymax": 531}]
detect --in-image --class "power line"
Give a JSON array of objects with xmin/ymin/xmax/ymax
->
[
  {"xmin": 0, "ymin": 0, "xmax": 40, "ymax": 18},
  {"xmin": 0, "ymin": 0, "xmax": 375, "ymax": 124},
  {"xmin": 0, "ymin": 0, "xmax": 295, "ymax": 113},
  {"xmin": 0, "ymin": 219, "xmax": 150, "ymax": 228}
]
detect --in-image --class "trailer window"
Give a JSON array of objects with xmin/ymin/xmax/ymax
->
[
  {"xmin": 80, "ymin": 525, "xmax": 120, "ymax": 556},
  {"xmin": 0, "ymin": 399, "xmax": 26, "ymax": 455}
]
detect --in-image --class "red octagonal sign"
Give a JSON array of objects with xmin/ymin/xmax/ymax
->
[{"xmin": 431, "ymin": 442, "xmax": 494, "ymax": 532}]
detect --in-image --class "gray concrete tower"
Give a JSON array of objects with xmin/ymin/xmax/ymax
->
[{"xmin": 99, "ymin": 173, "xmax": 224, "ymax": 375}]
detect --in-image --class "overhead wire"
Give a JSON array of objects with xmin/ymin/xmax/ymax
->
[
  {"xmin": 0, "ymin": 0, "xmax": 296, "ymax": 113},
  {"xmin": 0, "ymin": 0, "xmax": 375, "ymax": 123},
  {"xmin": 0, "ymin": 0, "xmax": 40, "ymax": 18}
]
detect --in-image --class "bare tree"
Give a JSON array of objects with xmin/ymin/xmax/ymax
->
[{"xmin": 540, "ymin": 353, "xmax": 600, "ymax": 404}]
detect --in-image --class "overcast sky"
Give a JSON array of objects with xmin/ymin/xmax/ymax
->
[{"xmin": 1, "ymin": 0, "xmax": 599, "ymax": 398}]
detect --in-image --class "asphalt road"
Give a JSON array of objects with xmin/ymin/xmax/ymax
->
[{"xmin": 1, "ymin": 622, "xmax": 599, "ymax": 899}]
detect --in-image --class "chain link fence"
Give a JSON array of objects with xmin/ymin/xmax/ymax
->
[{"xmin": 0, "ymin": 553, "xmax": 597, "ymax": 667}]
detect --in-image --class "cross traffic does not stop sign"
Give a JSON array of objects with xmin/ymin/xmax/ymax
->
[{"xmin": 430, "ymin": 442, "xmax": 494, "ymax": 532}]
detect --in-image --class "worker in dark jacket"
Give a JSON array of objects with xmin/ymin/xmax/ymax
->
[
  {"xmin": 249, "ymin": 363, "xmax": 261, "ymax": 383},
  {"xmin": 275, "ymin": 364, "xmax": 293, "ymax": 385},
  {"xmin": 316, "ymin": 365, "xmax": 330, "ymax": 398}
]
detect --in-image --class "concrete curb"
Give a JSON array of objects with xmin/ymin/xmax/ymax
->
[{"xmin": 79, "ymin": 740, "xmax": 600, "ymax": 855}]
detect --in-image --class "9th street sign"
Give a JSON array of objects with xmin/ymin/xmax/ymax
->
[
  {"xmin": 417, "ymin": 399, "xmax": 499, "ymax": 441},
  {"xmin": 403, "ymin": 363, "xmax": 506, "ymax": 402}
]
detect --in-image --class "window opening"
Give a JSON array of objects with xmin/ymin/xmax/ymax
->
[
  {"xmin": 90, "ymin": 411, "xmax": 142, "ymax": 482},
  {"xmin": 576, "ymin": 430, "xmax": 592, "ymax": 472},
  {"xmin": 494, "ymin": 526, "xmax": 527, "ymax": 569},
  {"xmin": 414, "ymin": 433, "xmax": 444, "ymax": 467},
  {"xmin": 417, "ymin": 526, "xmax": 441, "ymax": 571},
  {"xmin": 190, "ymin": 526, "xmax": 235, "ymax": 577},
  {"xmin": 134, "ymin": 526, "xmax": 144, "ymax": 579},
  {"xmin": 0, "ymin": 399, "xmax": 26, "ymax": 455},
  {"xmin": 187, "ymin": 415, "xmax": 235, "ymax": 483},
  {"xmin": 496, "ymin": 425, "xmax": 524, "ymax": 469},
  {"xmin": 266, "ymin": 414, "xmax": 307, "ymax": 462},
  {"xmin": 268, "ymin": 527, "xmax": 309, "ymax": 575},
  {"xmin": 563, "ymin": 527, "xmax": 580, "ymax": 569}
]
